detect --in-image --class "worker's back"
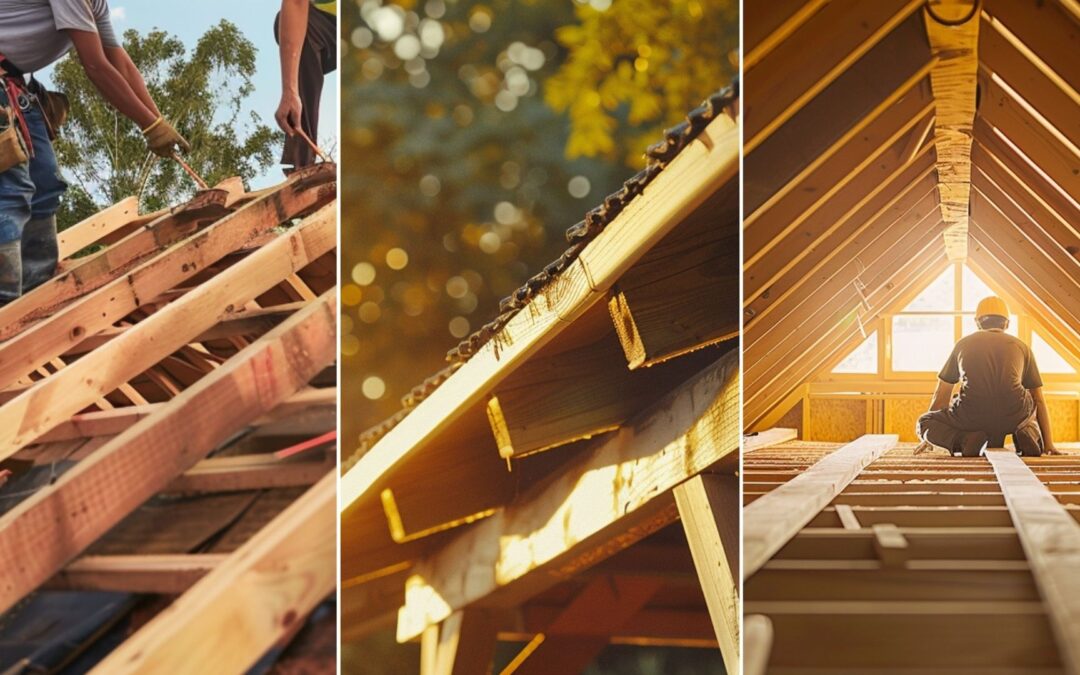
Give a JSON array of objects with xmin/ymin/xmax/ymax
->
[{"xmin": 943, "ymin": 330, "xmax": 1041, "ymax": 430}]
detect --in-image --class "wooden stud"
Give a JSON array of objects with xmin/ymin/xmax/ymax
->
[
  {"xmin": 674, "ymin": 474, "xmax": 740, "ymax": 673},
  {"xmin": 871, "ymin": 522, "xmax": 910, "ymax": 567}
]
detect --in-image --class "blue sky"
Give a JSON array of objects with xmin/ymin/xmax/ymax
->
[{"xmin": 41, "ymin": 0, "xmax": 338, "ymax": 188}]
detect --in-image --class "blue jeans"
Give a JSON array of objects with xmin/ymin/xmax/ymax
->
[{"xmin": 0, "ymin": 83, "xmax": 67, "ymax": 243}]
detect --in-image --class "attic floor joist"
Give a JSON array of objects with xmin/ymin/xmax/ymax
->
[
  {"xmin": 0, "ymin": 166, "xmax": 339, "ymax": 672},
  {"xmin": 745, "ymin": 436, "xmax": 1080, "ymax": 673}
]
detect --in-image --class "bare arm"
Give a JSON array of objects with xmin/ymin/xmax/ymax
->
[
  {"xmin": 103, "ymin": 45, "xmax": 161, "ymax": 119},
  {"xmin": 66, "ymin": 30, "xmax": 158, "ymax": 129},
  {"xmin": 1030, "ymin": 387, "xmax": 1058, "ymax": 454},
  {"xmin": 928, "ymin": 378, "xmax": 954, "ymax": 412},
  {"xmin": 276, "ymin": 0, "xmax": 309, "ymax": 134}
]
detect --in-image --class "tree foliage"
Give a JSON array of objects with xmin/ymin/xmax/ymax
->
[{"xmin": 50, "ymin": 21, "xmax": 280, "ymax": 228}]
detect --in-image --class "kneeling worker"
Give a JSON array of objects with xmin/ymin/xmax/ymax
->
[
  {"xmin": 0, "ymin": 0, "xmax": 188, "ymax": 306},
  {"xmin": 917, "ymin": 296, "xmax": 1058, "ymax": 456}
]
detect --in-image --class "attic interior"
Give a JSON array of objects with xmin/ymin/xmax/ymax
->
[{"xmin": 741, "ymin": 0, "xmax": 1079, "ymax": 672}]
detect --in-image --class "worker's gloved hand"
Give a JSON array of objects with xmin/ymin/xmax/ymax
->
[{"xmin": 142, "ymin": 117, "xmax": 191, "ymax": 158}]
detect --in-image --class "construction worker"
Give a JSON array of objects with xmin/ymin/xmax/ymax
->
[
  {"xmin": 275, "ymin": 0, "xmax": 336, "ymax": 171},
  {"xmin": 0, "ymin": 0, "xmax": 188, "ymax": 306},
  {"xmin": 916, "ymin": 296, "xmax": 1059, "ymax": 456}
]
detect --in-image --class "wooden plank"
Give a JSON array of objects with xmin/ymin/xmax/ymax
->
[
  {"xmin": 744, "ymin": 435, "xmax": 898, "ymax": 578},
  {"xmin": 0, "ymin": 167, "xmax": 334, "ymax": 387},
  {"xmin": 674, "ymin": 474, "xmax": 740, "ymax": 673},
  {"xmin": 924, "ymin": 0, "xmax": 981, "ymax": 259},
  {"xmin": 57, "ymin": 196, "xmax": 140, "ymax": 259},
  {"xmin": 503, "ymin": 576, "xmax": 662, "ymax": 675},
  {"xmin": 835, "ymin": 505, "xmax": 861, "ymax": 530},
  {"xmin": 744, "ymin": 428, "xmax": 799, "ymax": 454},
  {"xmin": 608, "ymin": 180, "xmax": 739, "ymax": 368},
  {"xmin": 396, "ymin": 349, "xmax": 740, "ymax": 641},
  {"xmin": 745, "ymin": 0, "xmax": 828, "ymax": 69},
  {"xmin": 871, "ymin": 523, "xmax": 910, "ymax": 567},
  {"xmin": 987, "ymin": 448, "xmax": 1080, "ymax": 674},
  {"xmin": 91, "ymin": 471, "xmax": 335, "ymax": 674},
  {"xmin": 428, "ymin": 610, "xmax": 498, "ymax": 675},
  {"xmin": 49, "ymin": 554, "xmax": 224, "ymax": 594},
  {"xmin": 0, "ymin": 290, "xmax": 337, "ymax": 614},
  {"xmin": 0, "ymin": 202, "xmax": 336, "ymax": 461},
  {"xmin": 744, "ymin": 615, "xmax": 774, "ymax": 675},
  {"xmin": 341, "ymin": 115, "xmax": 739, "ymax": 512},
  {"xmin": 984, "ymin": 0, "xmax": 1079, "ymax": 93},
  {"xmin": 486, "ymin": 331, "xmax": 707, "ymax": 459},
  {"xmin": 165, "ymin": 455, "xmax": 332, "ymax": 494},
  {"xmin": 749, "ymin": 601, "xmax": 1060, "ymax": 669}
]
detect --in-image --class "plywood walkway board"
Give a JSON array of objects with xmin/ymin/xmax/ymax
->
[
  {"xmin": 744, "ymin": 435, "xmax": 899, "ymax": 578},
  {"xmin": 396, "ymin": 349, "xmax": 740, "ymax": 641},
  {"xmin": 91, "ymin": 471, "xmax": 336, "ymax": 674},
  {"xmin": 0, "ymin": 290, "xmax": 337, "ymax": 615},
  {"xmin": 987, "ymin": 449, "xmax": 1080, "ymax": 674},
  {"xmin": 341, "ymin": 114, "xmax": 739, "ymax": 513},
  {"xmin": 0, "ymin": 203, "xmax": 336, "ymax": 461},
  {"xmin": 674, "ymin": 474, "xmax": 740, "ymax": 673},
  {"xmin": 923, "ymin": 0, "xmax": 981, "ymax": 260}
]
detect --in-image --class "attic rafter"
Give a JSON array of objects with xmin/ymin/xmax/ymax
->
[{"xmin": 924, "ymin": 0, "xmax": 981, "ymax": 261}]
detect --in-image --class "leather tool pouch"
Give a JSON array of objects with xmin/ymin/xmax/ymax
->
[
  {"xmin": 27, "ymin": 79, "xmax": 68, "ymax": 141},
  {"xmin": 0, "ymin": 105, "xmax": 29, "ymax": 174}
]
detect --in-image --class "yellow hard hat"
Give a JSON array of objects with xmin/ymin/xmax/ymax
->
[{"xmin": 976, "ymin": 296, "xmax": 1009, "ymax": 319}]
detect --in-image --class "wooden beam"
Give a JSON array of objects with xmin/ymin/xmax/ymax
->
[
  {"xmin": 674, "ymin": 474, "xmax": 740, "ymax": 673},
  {"xmin": 341, "ymin": 115, "xmax": 739, "ymax": 512},
  {"xmin": 57, "ymin": 196, "xmax": 140, "ymax": 259},
  {"xmin": 0, "ymin": 202, "xmax": 336, "ymax": 460},
  {"xmin": 49, "ymin": 554, "xmax": 225, "ymax": 594},
  {"xmin": 744, "ymin": 435, "xmax": 898, "ymax": 578},
  {"xmin": 744, "ymin": 428, "xmax": 798, "ymax": 453},
  {"xmin": 983, "ymin": 0, "xmax": 1079, "ymax": 94},
  {"xmin": 427, "ymin": 610, "xmax": 498, "ymax": 675},
  {"xmin": 503, "ymin": 576, "xmax": 662, "ymax": 674},
  {"xmin": 745, "ymin": 0, "xmax": 828, "ymax": 70},
  {"xmin": 744, "ymin": 615, "xmax": 773, "ymax": 675},
  {"xmin": 486, "ymin": 331, "xmax": 707, "ymax": 459},
  {"xmin": 608, "ymin": 180, "xmax": 739, "ymax": 369},
  {"xmin": 91, "ymin": 471, "xmax": 336, "ymax": 674},
  {"xmin": 986, "ymin": 448, "xmax": 1080, "ymax": 673},
  {"xmin": 396, "ymin": 349, "xmax": 740, "ymax": 641},
  {"xmin": 0, "ymin": 290, "xmax": 337, "ymax": 614},
  {"xmin": 923, "ymin": 0, "xmax": 981, "ymax": 260}
]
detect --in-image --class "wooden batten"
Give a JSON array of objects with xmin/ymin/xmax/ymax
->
[
  {"xmin": 608, "ymin": 180, "xmax": 739, "ymax": 369},
  {"xmin": 923, "ymin": 0, "xmax": 981, "ymax": 260}
]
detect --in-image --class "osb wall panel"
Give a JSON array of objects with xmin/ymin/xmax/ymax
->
[
  {"xmin": 808, "ymin": 398, "xmax": 865, "ymax": 442},
  {"xmin": 776, "ymin": 399, "xmax": 804, "ymax": 439},
  {"xmin": 1049, "ymin": 399, "xmax": 1079, "ymax": 442},
  {"xmin": 886, "ymin": 398, "xmax": 926, "ymax": 443}
]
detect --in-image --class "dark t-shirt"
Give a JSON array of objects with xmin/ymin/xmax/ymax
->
[{"xmin": 939, "ymin": 330, "xmax": 1042, "ymax": 428}]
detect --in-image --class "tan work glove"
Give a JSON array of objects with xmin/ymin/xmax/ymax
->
[{"xmin": 142, "ymin": 117, "xmax": 191, "ymax": 158}]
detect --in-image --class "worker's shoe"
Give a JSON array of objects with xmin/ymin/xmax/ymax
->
[
  {"xmin": 1014, "ymin": 417, "xmax": 1043, "ymax": 457},
  {"xmin": 20, "ymin": 214, "xmax": 57, "ymax": 292},
  {"xmin": 0, "ymin": 239, "xmax": 22, "ymax": 305},
  {"xmin": 958, "ymin": 431, "xmax": 988, "ymax": 457}
]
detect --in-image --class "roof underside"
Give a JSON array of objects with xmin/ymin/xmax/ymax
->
[{"xmin": 743, "ymin": 0, "xmax": 1080, "ymax": 429}]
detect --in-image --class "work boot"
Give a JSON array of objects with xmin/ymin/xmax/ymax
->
[
  {"xmin": 0, "ymin": 240, "xmax": 22, "ymax": 305},
  {"xmin": 1014, "ymin": 416, "xmax": 1043, "ymax": 457},
  {"xmin": 20, "ymin": 214, "xmax": 58, "ymax": 293},
  {"xmin": 958, "ymin": 430, "xmax": 988, "ymax": 457}
]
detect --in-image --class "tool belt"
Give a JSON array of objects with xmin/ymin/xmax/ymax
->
[{"xmin": 0, "ymin": 53, "xmax": 32, "ymax": 174}]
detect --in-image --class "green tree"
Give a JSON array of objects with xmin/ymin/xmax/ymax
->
[{"xmin": 51, "ymin": 21, "xmax": 280, "ymax": 228}]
